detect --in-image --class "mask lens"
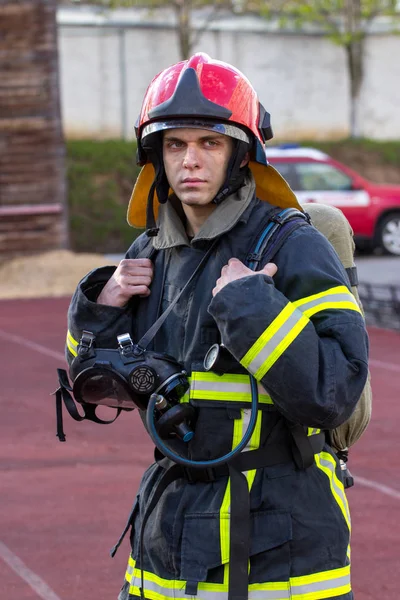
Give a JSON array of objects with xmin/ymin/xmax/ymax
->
[{"xmin": 74, "ymin": 367, "xmax": 136, "ymax": 410}]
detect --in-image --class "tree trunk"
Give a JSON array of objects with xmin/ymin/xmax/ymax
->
[
  {"xmin": 345, "ymin": 0, "xmax": 364, "ymax": 138},
  {"xmin": 345, "ymin": 39, "xmax": 364, "ymax": 139},
  {"xmin": 174, "ymin": 0, "xmax": 192, "ymax": 60}
]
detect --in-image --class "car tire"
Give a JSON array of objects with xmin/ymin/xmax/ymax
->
[{"xmin": 376, "ymin": 212, "xmax": 400, "ymax": 256}]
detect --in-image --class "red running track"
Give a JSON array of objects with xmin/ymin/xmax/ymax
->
[{"xmin": 0, "ymin": 297, "xmax": 399, "ymax": 600}]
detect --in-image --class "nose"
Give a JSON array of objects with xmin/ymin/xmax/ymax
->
[{"xmin": 183, "ymin": 145, "xmax": 199, "ymax": 169}]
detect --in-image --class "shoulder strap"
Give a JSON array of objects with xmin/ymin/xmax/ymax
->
[
  {"xmin": 246, "ymin": 207, "xmax": 310, "ymax": 270},
  {"xmin": 134, "ymin": 236, "xmax": 158, "ymax": 261}
]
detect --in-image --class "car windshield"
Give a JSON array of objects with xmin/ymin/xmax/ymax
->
[
  {"xmin": 270, "ymin": 162, "xmax": 298, "ymax": 189},
  {"xmin": 295, "ymin": 163, "xmax": 353, "ymax": 192}
]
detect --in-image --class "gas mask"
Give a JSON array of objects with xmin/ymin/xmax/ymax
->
[{"xmin": 56, "ymin": 330, "xmax": 195, "ymax": 443}]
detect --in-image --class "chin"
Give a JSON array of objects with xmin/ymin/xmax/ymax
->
[{"xmin": 181, "ymin": 197, "xmax": 210, "ymax": 206}]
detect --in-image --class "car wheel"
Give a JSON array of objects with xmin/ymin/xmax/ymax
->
[{"xmin": 377, "ymin": 212, "xmax": 400, "ymax": 256}]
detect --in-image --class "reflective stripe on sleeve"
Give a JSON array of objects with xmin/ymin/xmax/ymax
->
[
  {"xmin": 294, "ymin": 285, "xmax": 361, "ymax": 319},
  {"xmin": 125, "ymin": 556, "xmax": 351, "ymax": 600},
  {"xmin": 66, "ymin": 330, "xmax": 78, "ymax": 357},
  {"xmin": 240, "ymin": 285, "xmax": 362, "ymax": 381},
  {"xmin": 240, "ymin": 303, "xmax": 309, "ymax": 380}
]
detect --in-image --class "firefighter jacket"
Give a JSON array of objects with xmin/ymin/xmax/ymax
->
[{"xmin": 66, "ymin": 175, "xmax": 369, "ymax": 600}]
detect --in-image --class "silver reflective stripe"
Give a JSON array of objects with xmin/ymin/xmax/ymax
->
[
  {"xmin": 190, "ymin": 378, "xmax": 272, "ymax": 403},
  {"xmin": 246, "ymin": 309, "xmax": 304, "ymax": 374},
  {"xmin": 128, "ymin": 574, "xmax": 290, "ymax": 600},
  {"xmin": 290, "ymin": 571, "xmax": 351, "ymax": 597},
  {"xmin": 126, "ymin": 559, "xmax": 350, "ymax": 600},
  {"xmin": 295, "ymin": 291, "xmax": 360, "ymax": 316},
  {"xmin": 126, "ymin": 561, "xmax": 134, "ymax": 577}
]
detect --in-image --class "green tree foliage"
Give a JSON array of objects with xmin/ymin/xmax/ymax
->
[
  {"xmin": 255, "ymin": 0, "xmax": 400, "ymax": 138},
  {"xmin": 64, "ymin": 0, "xmax": 233, "ymax": 59}
]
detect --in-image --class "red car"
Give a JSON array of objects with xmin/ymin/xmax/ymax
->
[{"xmin": 265, "ymin": 146, "xmax": 400, "ymax": 256}]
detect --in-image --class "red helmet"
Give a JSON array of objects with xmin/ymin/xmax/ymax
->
[
  {"xmin": 135, "ymin": 52, "xmax": 272, "ymax": 166},
  {"xmin": 128, "ymin": 53, "xmax": 300, "ymax": 229}
]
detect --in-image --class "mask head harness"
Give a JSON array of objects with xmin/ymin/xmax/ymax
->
[{"xmin": 135, "ymin": 53, "xmax": 273, "ymax": 235}]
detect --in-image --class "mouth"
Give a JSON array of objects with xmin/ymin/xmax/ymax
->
[{"xmin": 182, "ymin": 178, "xmax": 206, "ymax": 184}]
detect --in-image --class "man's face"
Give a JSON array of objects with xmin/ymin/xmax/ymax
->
[{"xmin": 162, "ymin": 128, "xmax": 234, "ymax": 207}]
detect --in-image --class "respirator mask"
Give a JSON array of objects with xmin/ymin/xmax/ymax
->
[{"xmin": 55, "ymin": 330, "xmax": 195, "ymax": 443}]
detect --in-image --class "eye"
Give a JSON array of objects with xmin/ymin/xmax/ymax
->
[
  {"xmin": 165, "ymin": 140, "xmax": 184, "ymax": 150},
  {"xmin": 204, "ymin": 139, "xmax": 219, "ymax": 148}
]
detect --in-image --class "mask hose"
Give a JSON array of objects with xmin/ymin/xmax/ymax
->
[{"xmin": 145, "ymin": 374, "xmax": 258, "ymax": 468}]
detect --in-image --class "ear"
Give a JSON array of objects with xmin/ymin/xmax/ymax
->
[{"xmin": 240, "ymin": 151, "xmax": 250, "ymax": 168}]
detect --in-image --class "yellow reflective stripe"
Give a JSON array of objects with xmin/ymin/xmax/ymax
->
[
  {"xmin": 307, "ymin": 427, "xmax": 321, "ymax": 436},
  {"xmin": 191, "ymin": 372, "xmax": 273, "ymax": 404},
  {"xmin": 241, "ymin": 303, "xmax": 297, "ymax": 369},
  {"xmin": 219, "ymin": 414, "xmax": 241, "ymax": 565},
  {"xmin": 180, "ymin": 373, "xmax": 273, "ymax": 404},
  {"xmin": 315, "ymin": 451, "xmax": 351, "ymax": 531},
  {"xmin": 66, "ymin": 330, "xmax": 78, "ymax": 357},
  {"xmin": 294, "ymin": 285, "xmax": 361, "ymax": 319},
  {"xmin": 241, "ymin": 303, "xmax": 309, "ymax": 380},
  {"xmin": 239, "ymin": 286, "xmax": 361, "ymax": 383},
  {"xmin": 125, "ymin": 556, "xmax": 350, "ymax": 600},
  {"xmin": 290, "ymin": 564, "xmax": 351, "ymax": 599}
]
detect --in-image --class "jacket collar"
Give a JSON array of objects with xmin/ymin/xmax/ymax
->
[{"xmin": 153, "ymin": 175, "xmax": 256, "ymax": 250}]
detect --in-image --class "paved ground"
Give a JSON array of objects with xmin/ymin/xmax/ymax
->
[
  {"xmin": 0, "ymin": 297, "xmax": 399, "ymax": 600},
  {"xmin": 355, "ymin": 254, "xmax": 399, "ymax": 286}
]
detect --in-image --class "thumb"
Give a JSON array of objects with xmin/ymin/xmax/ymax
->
[{"xmin": 260, "ymin": 262, "xmax": 278, "ymax": 278}]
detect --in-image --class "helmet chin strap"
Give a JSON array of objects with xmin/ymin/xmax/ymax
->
[{"xmin": 213, "ymin": 139, "xmax": 251, "ymax": 205}]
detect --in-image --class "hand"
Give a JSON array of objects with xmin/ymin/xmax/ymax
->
[
  {"xmin": 97, "ymin": 258, "xmax": 154, "ymax": 307},
  {"xmin": 212, "ymin": 258, "xmax": 278, "ymax": 297}
]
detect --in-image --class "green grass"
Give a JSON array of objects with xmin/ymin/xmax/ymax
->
[{"xmin": 66, "ymin": 137, "xmax": 400, "ymax": 253}]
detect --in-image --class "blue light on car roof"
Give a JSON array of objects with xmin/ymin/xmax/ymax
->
[{"xmin": 277, "ymin": 143, "xmax": 301, "ymax": 149}]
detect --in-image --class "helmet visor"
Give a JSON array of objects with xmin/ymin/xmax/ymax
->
[{"xmin": 142, "ymin": 119, "xmax": 250, "ymax": 145}]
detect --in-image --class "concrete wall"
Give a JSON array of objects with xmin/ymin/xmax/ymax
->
[{"xmin": 57, "ymin": 6, "xmax": 400, "ymax": 141}]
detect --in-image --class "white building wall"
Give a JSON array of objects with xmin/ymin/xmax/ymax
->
[
  {"xmin": 360, "ymin": 35, "xmax": 400, "ymax": 140},
  {"xmin": 57, "ymin": 7, "xmax": 400, "ymax": 141}
]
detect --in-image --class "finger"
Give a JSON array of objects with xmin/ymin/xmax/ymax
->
[
  {"xmin": 123, "ymin": 275, "xmax": 153, "ymax": 288},
  {"xmin": 119, "ymin": 258, "xmax": 153, "ymax": 268},
  {"xmin": 261, "ymin": 262, "xmax": 278, "ymax": 277},
  {"xmin": 228, "ymin": 257, "xmax": 243, "ymax": 266},
  {"xmin": 119, "ymin": 265, "xmax": 153, "ymax": 279},
  {"xmin": 129, "ymin": 284, "xmax": 151, "ymax": 297}
]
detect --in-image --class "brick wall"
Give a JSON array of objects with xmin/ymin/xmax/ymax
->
[{"xmin": 0, "ymin": 0, "xmax": 68, "ymax": 260}]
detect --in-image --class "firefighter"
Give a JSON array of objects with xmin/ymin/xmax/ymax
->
[{"xmin": 66, "ymin": 53, "xmax": 369, "ymax": 600}]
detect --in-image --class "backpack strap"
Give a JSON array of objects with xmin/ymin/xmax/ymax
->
[
  {"xmin": 245, "ymin": 207, "xmax": 321, "ymax": 471},
  {"xmin": 246, "ymin": 207, "xmax": 310, "ymax": 270},
  {"xmin": 345, "ymin": 266, "xmax": 358, "ymax": 287}
]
